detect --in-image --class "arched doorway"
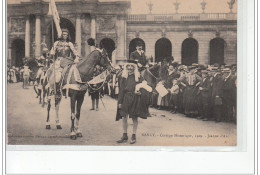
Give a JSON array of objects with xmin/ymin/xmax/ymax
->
[
  {"xmin": 181, "ymin": 38, "xmax": 198, "ymax": 66},
  {"xmin": 155, "ymin": 38, "xmax": 172, "ymax": 62},
  {"xmin": 100, "ymin": 38, "xmax": 115, "ymax": 60},
  {"xmin": 129, "ymin": 38, "xmax": 146, "ymax": 58},
  {"xmin": 11, "ymin": 39, "xmax": 25, "ymax": 67},
  {"xmin": 47, "ymin": 17, "xmax": 76, "ymax": 50},
  {"xmin": 210, "ymin": 38, "xmax": 225, "ymax": 65}
]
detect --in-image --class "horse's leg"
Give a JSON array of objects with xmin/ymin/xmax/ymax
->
[
  {"xmin": 34, "ymin": 85, "xmax": 39, "ymax": 98},
  {"xmin": 46, "ymin": 95, "xmax": 51, "ymax": 129},
  {"xmin": 70, "ymin": 91, "xmax": 77, "ymax": 140},
  {"xmin": 55, "ymin": 95, "xmax": 62, "ymax": 129},
  {"xmin": 75, "ymin": 93, "xmax": 85, "ymax": 137},
  {"xmin": 42, "ymin": 87, "xmax": 46, "ymax": 107},
  {"xmin": 39, "ymin": 89, "xmax": 42, "ymax": 104}
]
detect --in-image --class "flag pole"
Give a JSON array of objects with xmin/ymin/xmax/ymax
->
[{"xmin": 52, "ymin": 19, "xmax": 56, "ymax": 96}]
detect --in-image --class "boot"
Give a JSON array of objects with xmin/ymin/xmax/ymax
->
[
  {"xmin": 130, "ymin": 134, "xmax": 136, "ymax": 144},
  {"xmin": 116, "ymin": 133, "xmax": 128, "ymax": 143}
]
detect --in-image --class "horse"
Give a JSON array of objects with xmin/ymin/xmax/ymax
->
[
  {"xmin": 44, "ymin": 49, "xmax": 113, "ymax": 140},
  {"xmin": 34, "ymin": 67, "xmax": 48, "ymax": 107},
  {"xmin": 26, "ymin": 59, "xmax": 39, "ymax": 86},
  {"xmin": 140, "ymin": 64, "xmax": 160, "ymax": 89}
]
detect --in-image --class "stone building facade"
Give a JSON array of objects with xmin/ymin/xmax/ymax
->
[{"xmin": 7, "ymin": 0, "xmax": 237, "ymax": 67}]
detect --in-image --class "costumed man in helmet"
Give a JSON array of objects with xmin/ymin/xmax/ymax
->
[
  {"xmin": 129, "ymin": 41, "xmax": 147, "ymax": 71},
  {"xmin": 48, "ymin": 28, "xmax": 79, "ymax": 92}
]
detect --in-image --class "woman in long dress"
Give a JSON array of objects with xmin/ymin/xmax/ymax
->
[{"xmin": 180, "ymin": 66, "xmax": 201, "ymax": 117}]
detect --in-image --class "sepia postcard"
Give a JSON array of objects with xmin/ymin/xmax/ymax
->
[{"xmin": 6, "ymin": 0, "xmax": 240, "ymax": 149}]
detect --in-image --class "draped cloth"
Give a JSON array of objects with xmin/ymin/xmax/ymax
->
[{"xmin": 116, "ymin": 74, "xmax": 151, "ymax": 121}]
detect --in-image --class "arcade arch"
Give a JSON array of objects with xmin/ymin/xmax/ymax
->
[
  {"xmin": 100, "ymin": 38, "xmax": 115, "ymax": 60},
  {"xmin": 155, "ymin": 38, "xmax": 172, "ymax": 63},
  {"xmin": 181, "ymin": 38, "xmax": 199, "ymax": 66},
  {"xmin": 11, "ymin": 39, "xmax": 25, "ymax": 67},
  {"xmin": 210, "ymin": 38, "xmax": 225, "ymax": 65},
  {"xmin": 46, "ymin": 17, "xmax": 75, "ymax": 50}
]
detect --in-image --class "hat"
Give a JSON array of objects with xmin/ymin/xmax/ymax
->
[
  {"xmin": 222, "ymin": 68, "xmax": 231, "ymax": 73},
  {"xmin": 38, "ymin": 63, "xmax": 44, "ymax": 67},
  {"xmin": 87, "ymin": 38, "xmax": 95, "ymax": 46},
  {"xmin": 169, "ymin": 62, "xmax": 178, "ymax": 68},
  {"xmin": 197, "ymin": 65, "xmax": 206, "ymax": 71},
  {"xmin": 189, "ymin": 65, "xmax": 197, "ymax": 70},
  {"xmin": 127, "ymin": 59, "xmax": 138, "ymax": 64},
  {"xmin": 213, "ymin": 63, "xmax": 220, "ymax": 68},
  {"xmin": 201, "ymin": 70, "xmax": 208, "ymax": 74},
  {"xmin": 192, "ymin": 63, "xmax": 199, "ymax": 67},
  {"xmin": 136, "ymin": 41, "xmax": 143, "ymax": 47},
  {"xmin": 211, "ymin": 67, "xmax": 219, "ymax": 71},
  {"xmin": 225, "ymin": 65, "xmax": 232, "ymax": 68}
]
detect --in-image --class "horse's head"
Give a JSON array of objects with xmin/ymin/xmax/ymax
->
[
  {"xmin": 98, "ymin": 49, "xmax": 114, "ymax": 73},
  {"xmin": 141, "ymin": 64, "xmax": 160, "ymax": 89}
]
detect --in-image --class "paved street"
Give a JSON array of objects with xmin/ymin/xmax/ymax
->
[{"xmin": 7, "ymin": 83, "xmax": 236, "ymax": 146}]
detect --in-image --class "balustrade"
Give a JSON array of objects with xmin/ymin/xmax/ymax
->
[{"xmin": 128, "ymin": 13, "xmax": 237, "ymax": 22}]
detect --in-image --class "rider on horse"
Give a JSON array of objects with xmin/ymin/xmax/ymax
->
[
  {"xmin": 48, "ymin": 28, "xmax": 79, "ymax": 93},
  {"xmin": 129, "ymin": 41, "xmax": 148, "ymax": 72}
]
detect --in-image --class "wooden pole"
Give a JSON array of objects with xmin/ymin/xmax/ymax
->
[{"xmin": 52, "ymin": 20, "xmax": 56, "ymax": 95}]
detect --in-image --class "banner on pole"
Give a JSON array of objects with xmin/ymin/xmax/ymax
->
[{"xmin": 47, "ymin": 0, "xmax": 62, "ymax": 38}]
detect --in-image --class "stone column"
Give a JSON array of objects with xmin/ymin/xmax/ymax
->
[
  {"xmin": 25, "ymin": 16, "xmax": 30, "ymax": 58},
  {"xmin": 35, "ymin": 15, "xmax": 41, "ymax": 58},
  {"xmin": 90, "ymin": 15, "xmax": 96, "ymax": 39},
  {"xmin": 90, "ymin": 15, "xmax": 96, "ymax": 52},
  {"xmin": 75, "ymin": 14, "xmax": 82, "ymax": 56},
  {"xmin": 8, "ymin": 47, "xmax": 12, "ymax": 66},
  {"xmin": 116, "ymin": 15, "xmax": 126, "ymax": 61},
  {"xmin": 172, "ymin": 32, "xmax": 186, "ymax": 64},
  {"xmin": 198, "ymin": 40, "xmax": 209, "ymax": 65}
]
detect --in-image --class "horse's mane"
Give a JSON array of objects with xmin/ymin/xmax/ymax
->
[{"xmin": 77, "ymin": 50, "xmax": 100, "ymax": 67}]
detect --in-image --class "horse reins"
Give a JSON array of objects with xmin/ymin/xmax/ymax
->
[{"xmin": 146, "ymin": 68, "xmax": 159, "ymax": 80}]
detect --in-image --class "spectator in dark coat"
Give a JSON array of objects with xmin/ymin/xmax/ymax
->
[
  {"xmin": 198, "ymin": 70, "xmax": 211, "ymax": 121},
  {"xmin": 129, "ymin": 41, "xmax": 147, "ymax": 68},
  {"xmin": 211, "ymin": 68, "xmax": 224, "ymax": 122},
  {"xmin": 222, "ymin": 68, "xmax": 236, "ymax": 122}
]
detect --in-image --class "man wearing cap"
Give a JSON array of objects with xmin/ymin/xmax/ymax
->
[
  {"xmin": 129, "ymin": 41, "xmax": 147, "ymax": 70},
  {"xmin": 211, "ymin": 67, "xmax": 224, "ymax": 122},
  {"xmin": 222, "ymin": 68, "xmax": 236, "ymax": 122},
  {"xmin": 198, "ymin": 69, "xmax": 211, "ymax": 121}
]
